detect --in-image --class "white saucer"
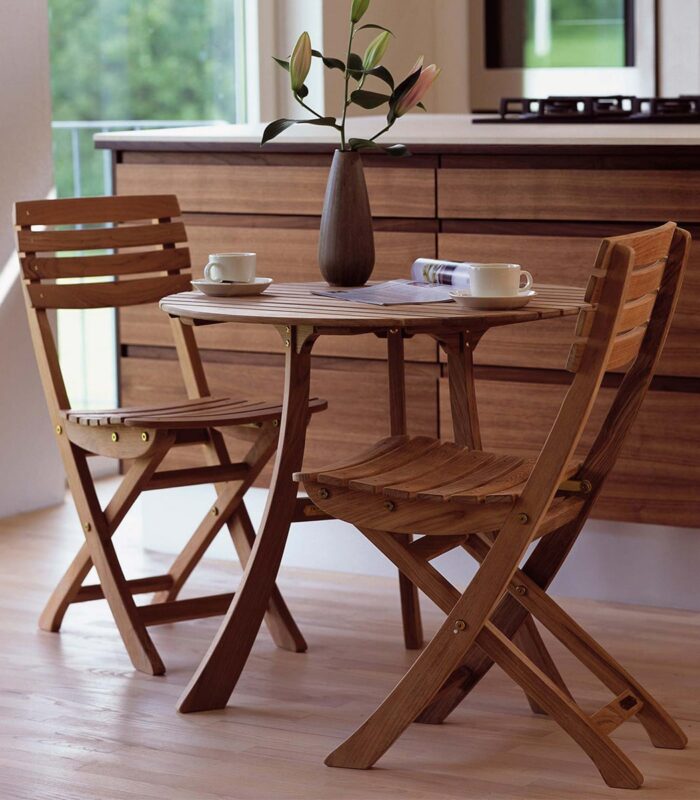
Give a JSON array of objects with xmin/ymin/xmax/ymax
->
[
  {"xmin": 449, "ymin": 289, "xmax": 537, "ymax": 310},
  {"xmin": 192, "ymin": 277, "xmax": 273, "ymax": 297}
]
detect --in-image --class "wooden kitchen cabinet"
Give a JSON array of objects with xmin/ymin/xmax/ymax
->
[{"xmin": 100, "ymin": 131, "xmax": 700, "ymax": 526}]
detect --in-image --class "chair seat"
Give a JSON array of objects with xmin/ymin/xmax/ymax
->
[
  {"xmin": 64, "ymin": 395, "xmax": 328, "ymax": 429},
  {"xmin": 297, "ymin": 435, "xmax": 580, "ymax": 506}
]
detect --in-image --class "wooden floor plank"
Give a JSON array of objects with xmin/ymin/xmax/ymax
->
[{"xmin": 0, "ymin": 478, "xmax": 698, "ymax": 800}]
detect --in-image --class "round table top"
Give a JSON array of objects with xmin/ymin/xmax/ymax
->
[{"xmin": 160, "ymin": 282, "xmax": 588, "ymax": 332}]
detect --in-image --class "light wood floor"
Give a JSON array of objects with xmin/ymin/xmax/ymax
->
[{"xmin": 0, "ymin": 481, "xmax": 698, "ymax": 800}]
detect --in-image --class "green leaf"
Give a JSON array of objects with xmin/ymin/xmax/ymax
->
[
  {"xmin": 351, "ymin": 0, "xmax": 371, "ymax": 23},
  {"xmin": 272, "ymin": 57, "xmax": 290, "ymax": 71},
  {"xmin": 364, "ymin": 65, "xmax": 394, "ymax": 90},
  {"xmin": 386, "ymin": 143, "xmax": 411, "ymax": 158},
  {"xmin": 311, "ymin": 49, "xmax": 345, "ymax": 71},
  {"xmin": 350, "ymin": 89, "xmax": 391, "ymax": 109},
  {"xmin": 347, "ymin": 52, "xmax": 364, "ymax": 80},
  {"xmin": 261, "ymin": 118, "xmax": 298, "ymax": 146},
  {"xmin": 357, "ymin": 23, "xmax": 394, "ymax": 34},
  {"xmin": 261, "ymin": 117, "xmax": 338, "ymax": 146},
  {"xmin": 348, "ymin": 138, "xmax": 383, "ymax": 152}
]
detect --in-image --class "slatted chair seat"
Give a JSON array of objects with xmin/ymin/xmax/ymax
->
[
  {"xmin": 299, "ymin": 435, "xmax": 581, "ymax": 505},
  {"xmin": 64, "ymin": 396, "xmax": 327, "ymax": 429}
]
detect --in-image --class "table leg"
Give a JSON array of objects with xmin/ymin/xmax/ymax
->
[
  {"xmin": 387, "ymin": 330, "xmax": 423, "ymax": 650},
  {"xmin": 177, "ymin": 327, "xmax": 315, "ymax": 713},
  {"xmin": 416, "ymin": 331, "xmax": 569, "ymax": 722}
]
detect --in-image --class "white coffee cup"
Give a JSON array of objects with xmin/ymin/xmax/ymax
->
[
  {"xmin": 467, "ymin": 263, "xmax": 533, "ymax": 297},
  {"xmin": 204, "ymin": 253, "xmax": 256, "ymax": 283}
]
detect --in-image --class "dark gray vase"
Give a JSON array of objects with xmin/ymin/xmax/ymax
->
[{"xmin": 318, "ymin": 150, "xmax": 375, "ymax": 286}]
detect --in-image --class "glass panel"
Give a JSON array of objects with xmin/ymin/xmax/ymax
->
[
  {"xmin": 486, "ymin": 0, "xmax": 632, "ymax": 70},
  {"xmin": 47, "ymin": 0, "xmax": 246, "ymax": 410}
]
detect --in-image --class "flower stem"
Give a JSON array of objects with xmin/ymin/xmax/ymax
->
[
  {"xmin": 340, "ymin": 21, "xmax": 356, "ymax": 150},
  {"xmin": 370, "ymin": 123, "xmax": 393, "ymax": 142},
  {"xmin": 293, "ymin": 94, "xmax": 327, "ymax": 121}
]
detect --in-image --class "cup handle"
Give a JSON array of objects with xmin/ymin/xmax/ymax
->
[
  {"xmin": 520, "ymin": 270, "xmax": 534, "ymax": 293},
  {"xmin": 204, "ymin": 261, "xmax": 221, "ymax": 282}
]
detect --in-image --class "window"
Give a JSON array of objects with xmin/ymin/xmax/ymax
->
[
  {"xmin": 48, "ymin": 0, "xmax": 247, "ymax": 409},
  {"xmin": 486, "ymin": 0, "xmax": 633, "ymax": 70}
]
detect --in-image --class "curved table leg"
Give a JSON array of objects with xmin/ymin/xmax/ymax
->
[{"xmin": 177, "ymin": 327, "xmax": 315, "ymax": 713}]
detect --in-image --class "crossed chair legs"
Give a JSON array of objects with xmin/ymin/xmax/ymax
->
[
  {"xmin": 326, "ymin": 524, "xmax": 687, "ymax": 789},
  {"xmin": 40, "ymin": 421, "xmax": 306, "ymax": 675}
]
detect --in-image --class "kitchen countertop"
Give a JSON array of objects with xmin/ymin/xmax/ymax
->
[{"xmin": 95, "ymin": 113, "xmax": 700, "ymax": 154}]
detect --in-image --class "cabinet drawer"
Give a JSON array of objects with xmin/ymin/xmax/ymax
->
[
  {"xmin": 117, "ymin": 162, "xmax": 436, "ymax": 218},
  {"xmin": 438, "ymin": 232, "xmax": 700, "ymax": 377},
  {"xmin": 438, "ymin": 376, "xmax": 700, "ymax": 527},
  {"xmin": 121, "ymin": 356, "xmax": 439, "ymax": 485},
  {"xmin": 121, "ymin": 226, "xmax": 437, "ymax": 362},
  {"xmin": 438, "ymin": 168, "xmax": 700, "ymax": 222}
]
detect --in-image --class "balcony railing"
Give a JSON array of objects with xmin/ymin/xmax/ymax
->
[{"xmin": 51, "ymin": 119, "xmax": 227, "ymax": 198}]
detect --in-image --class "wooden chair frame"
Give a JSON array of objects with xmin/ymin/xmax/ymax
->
[
  {"xmin": 15, "ymin": 194, "xmax": 323, "ymax": 675},
  {"xmin": 301, "ymin": 223, "xmax": 691, "ymax": 788}
]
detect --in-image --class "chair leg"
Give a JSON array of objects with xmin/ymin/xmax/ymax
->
[
  {"xmin": 328, "ymin": 528, "xmax": 646, "ymax": 788},
  {"xmin": 478, "ymin": 624, "xmax": 643, "ymax": 789},
  {"xmin": 62, "ymin": 445, "xmax": 166, "ymax": 675},
  {"xmin": 417, "ymin": 521, "xmax": 582, "ymax": 723},
  {"xmin": 39, "ymin": 442, "xmax": 171, "ymax": 633}
]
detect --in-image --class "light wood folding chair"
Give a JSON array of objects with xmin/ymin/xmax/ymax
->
[
  {"xmin": 15, "ymin": 194, "xmax": 327, "ymax": 676},
  {"xmin": 298, "ymin": 222, "xmax": 690, "ymax": 788}
]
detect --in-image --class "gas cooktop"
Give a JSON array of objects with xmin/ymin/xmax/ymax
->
[{"xmin": 473, "ymin": 96, "xmax": 700, "ymax": 124}]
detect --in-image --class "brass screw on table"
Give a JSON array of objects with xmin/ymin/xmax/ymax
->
[
  {"xmin": 453, "ymin": 619, "xmax": 467, "ymax": 634},
  {"xmin": 318, "ymin": 488, "xmax": 330, "ymax": 500},
  {"xmin": 384, "ymin": 500, "xmax": 396, "ymax": 512},
  {"xmin": 141, "ymin": 431, "xmax": 149, "ymax": 442},
  {"xmin": 111, "ymin": 432, "xmax": 119, "ymax": 443},
  {"xmin": 55, "ymin": 425, "xmax": 62, "ymax": 435}
]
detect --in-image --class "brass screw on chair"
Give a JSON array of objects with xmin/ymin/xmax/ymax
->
[
  {"xmin": 211, "ymin": 506, "xmax": 219, "ymax": 517},
  {"xmin": 514, "ymin": 585, "xmax": 527, "ymax": 596},
  {"xmin": 384, "ymin": 500, "xmax": 396, "ymax": 512},
  {"xmin": 55, "ymin": 425, "xmax": 62, "ymax": 435},
  {"xmin": 453, "ymin": 619, "xmax": 467, "ymax": 634},
  {"xmin": 318, "ymin": 488, "xmax": 330, "ymax": 500},
  {"xmin": 272, "ymin": 419, "xmax": 279, "ymax": 427},
  {"xmin": 141, "ymin": 431, "xmax": 149, "ymax": 442},
  {"xmin": 83, "ymin": 522, "xmax": 91, "ymax": 532},
  {"xmin": 111, "ymin": 432, "xmax": 119, "ymax": 442},
  {"xmin": 517, "ymin": 512, "xmax": 529, "ymax": 524}
]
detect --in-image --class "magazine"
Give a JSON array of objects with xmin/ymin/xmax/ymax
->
[{"xmin": 312, "ymin": 259, "xmax": 473, "ymax": 306}]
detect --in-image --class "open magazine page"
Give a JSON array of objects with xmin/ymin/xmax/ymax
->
[{"xmin": 312, "ymin": 279, "xmax": 455, "ymax": 306}]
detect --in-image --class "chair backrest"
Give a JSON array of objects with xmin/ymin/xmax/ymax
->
[
  {"xmin": 522, "ymin": 222, "xmax": 690, "ymax": 531},
  {"xmin": 15, "ymin": 194, "xmax": 196, "ymax": 417},
  {"xmin": 15, "ymin": 194, "xmax": 192, "ymax": 309}
]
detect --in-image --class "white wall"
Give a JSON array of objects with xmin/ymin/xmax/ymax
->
[
  {"xmin": 0, "ymin": 0, "xmax": 64, "ymax": 516},
  {"xmin": 658, "ymin": 0, "xmax": 700, "ymax": 94}
]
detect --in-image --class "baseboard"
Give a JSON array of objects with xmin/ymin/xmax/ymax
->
[{"xmin": 140, "ymin": 485, "xmax": 700, "ymax": 612}]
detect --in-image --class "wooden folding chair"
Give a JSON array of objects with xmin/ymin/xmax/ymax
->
[
  {"xmin": 15, "ymin": 194, "xmax": 327, "ymax": 676},
  {"xmin": 297, "ymin": 222, "xmax": 690, "ymax": 788}
]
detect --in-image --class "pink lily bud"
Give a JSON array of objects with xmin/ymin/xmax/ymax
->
[
  {"xmin": 290, "ymin": 32, "xmax": 312, "ymax": 93},
  {"xmin": 394, "ymin": 63, "xmax": 441, "ymax": 117}
]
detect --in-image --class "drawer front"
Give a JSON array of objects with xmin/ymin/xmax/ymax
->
[
  {"xmin": 121, "ymin": 226, "xmax": 437, "ymax": 362},
  {"xmin": 438, "ymin": 232, "xmax": 699, "ymax": 377},
  {"xmin": 122, "ymin": 356, "xmax": 439, "ymax": 485},
  {"xmin": 438, "ymin": 168, "xmax": 700, "ymax": 222},
  {"xmin": 438, "ymin": 376, "xmax": 700, "ymax": 527},
  {"xmin": 117, "ymin": 162, "xmax": 436, "ymax": 218}
]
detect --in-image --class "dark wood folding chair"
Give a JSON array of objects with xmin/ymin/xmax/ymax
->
[
  {"xmin": 298, "ymin": 222, "xmax": 690, "ymax": 788},
  {"xmin": 15, "ymin": 194, "xmax": 327, "ymax": 676}
]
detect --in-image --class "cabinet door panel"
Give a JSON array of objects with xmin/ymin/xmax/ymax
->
[
  {"xmin": 117, "ymin": 163, "xmax": 436, "ymax": 218},
  {"xmin": 438, "ymin": 232, "xmax": 700, "ymax": 376},
  {"xmin": 439, "ymin": 376, "xmax": 700, "ymax": 527},
  {"xmin": 121, "ymin": 227, "xmax": 437, "ymax": 362},
  {"xmin": 438, "ymin": 168, "xmax": 700, "ymax": 222},
  {"xmin": 121, "ymin": 356, "xmax": 439, "ymax": 485}
]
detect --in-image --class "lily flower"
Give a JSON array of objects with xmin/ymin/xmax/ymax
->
[
  {"xmin": 290, "ymin": 32, "xmax": 312, "ymax": 93},
  {"xmin": 394, "ymin": 61, "xmax": 441, "ymax": 117},
  {"xmin": 363, "ymin": 30, "xmax": 391, "ymax": 71},
  {"xmin": 351, "ymin": 0, "xmax": 370, "ymax": 23}
]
